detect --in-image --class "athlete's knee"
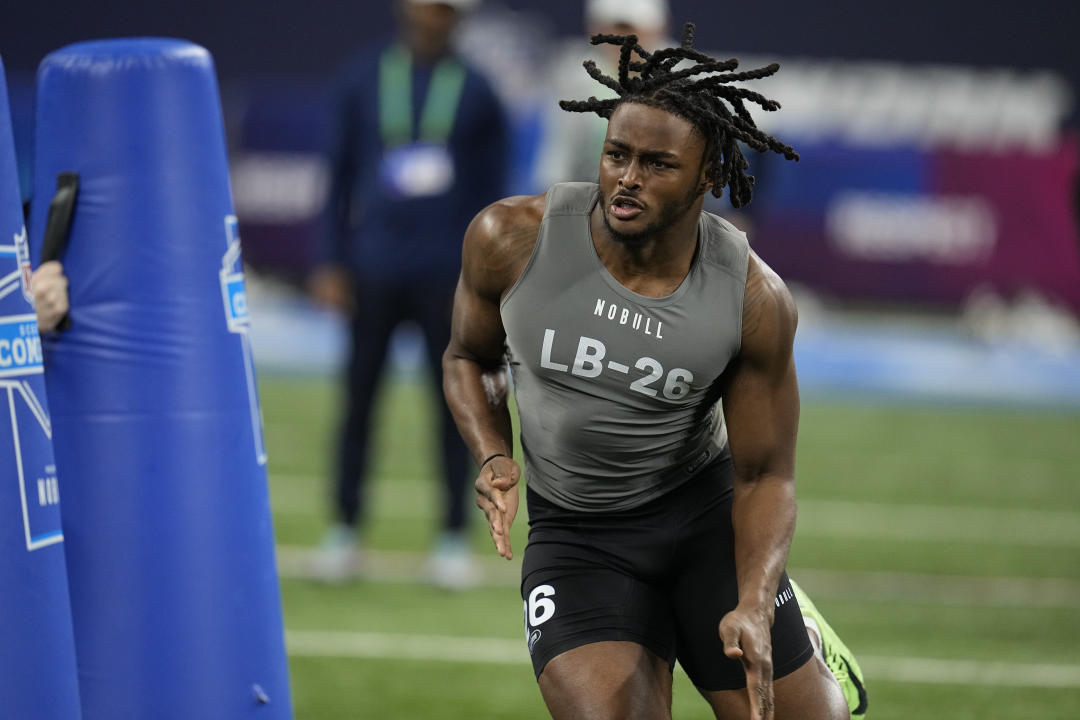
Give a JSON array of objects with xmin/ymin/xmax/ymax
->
[
  {"xmin": 773, "ymin": 696, "xmax": 848, "ymax": 720},
  {"xmin": 819, "ymin": 657, "xmax": 853, "ymax": 720},
  {"xmin": 826, "ymin": 683, "xmax": 851, "ymax": 720},
  {"xmin": 538, "ymin": 646, "xmax": 673, "ymax": 720},
  {"xmin": 540, "ymin": 674, "xmax": 671, "ymax": 720},
  {"xmin": 808, "ymin": 689, "xmax": 850, "ymax": 720},
  {"xmin": 773, "ymin": 656, "xmax": 851, "ymax": 720},
  {"xmin": 541, "ymin": 692, "xmax": 672, "ymax": 720},
  {"xmin": 821, "ymin": 697, "xmax": 851, "ymax": 720}
]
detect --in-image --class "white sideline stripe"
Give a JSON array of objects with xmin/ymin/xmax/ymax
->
[
  {"xmin": 797, "ymin": 499, "xmax": 1080, "ymax": 548},
  {"xmin": 284, "ymin": 630, "xmax": 1080, "ymax": 689},
  {"xmin": 276, "ymin": 545, "xmax": 519, "ymax": 586},
  {"xmin": 862, "ymin": 656, "xmax": 1080, "ymax": 689},
  {"xmin": 274, "ymin": 545, "xmax": 1080, "ymax": 608},
  {"xmin": 287, "ymin": 630, "xmax": 523, "ymax": 665},
  {"xmin": 794, "ymin": 568, "xmax": 1080, "ymax": 609}
]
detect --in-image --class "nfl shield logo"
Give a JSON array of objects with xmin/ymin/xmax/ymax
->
[{"xmin": 14, "ymin": 225, "xmax": 33, "ymax": 304}]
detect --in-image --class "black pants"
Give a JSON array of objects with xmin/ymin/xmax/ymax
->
[{"xmin": 334, "ymin": 274, "xmax": 471, "ymax": 533}]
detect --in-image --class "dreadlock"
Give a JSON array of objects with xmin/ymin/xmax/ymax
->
[{"xmin": 559, "ymin": 22, "xmax": 798, "ymax": 208}]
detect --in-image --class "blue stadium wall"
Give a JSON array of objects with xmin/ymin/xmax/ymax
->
[{"xmin": 4, "ymin": 0, "xmax": 1079, "ymax": 95}]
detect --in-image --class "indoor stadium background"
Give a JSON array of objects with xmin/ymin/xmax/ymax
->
[{"xmin": 3, "ymin": 1, "xmax": 1079, "ymax": 718}]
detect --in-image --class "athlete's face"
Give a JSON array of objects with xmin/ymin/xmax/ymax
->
[{"xmin": 597, "ymin": 102, "xmax": 710, "ymax": 245}]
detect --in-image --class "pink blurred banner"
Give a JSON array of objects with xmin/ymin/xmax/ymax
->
[
  {"xmin": 753, "ymin": 135, "xmax": 1080, "ymax": 311},
  {"xmin": 932, "ymin": 136, "xmax": 1079, "ymax": 309}
]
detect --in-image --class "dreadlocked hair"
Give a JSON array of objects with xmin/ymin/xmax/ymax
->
[{"xmin": 559, "ymin": 22, "xmax": 798, "ymax": 208}]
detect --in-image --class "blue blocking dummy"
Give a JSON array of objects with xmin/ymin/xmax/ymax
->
[
  {"xmin": 30, "ymin": 39, "xmax": 291, "ymax": 719},
  {"xmin": 0, "ymin": 55, "xmax": 83, "ymax": 720}
]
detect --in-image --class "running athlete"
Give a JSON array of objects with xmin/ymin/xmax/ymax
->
[{"xmin": 444, "ymin": 25, "xmax": 867, "ymax": 720}]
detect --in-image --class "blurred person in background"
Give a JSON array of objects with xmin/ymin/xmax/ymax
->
[
  {"xmin": 444, "ymin": 24, "xmax": 867, "ymax": 720},
  {"xmin": 308, "ymin": 0, "xmax": 510, "ymax": 588},
  {"xmin": 532, "ymin": 0, "xmax": 670, "ymax": 191}
]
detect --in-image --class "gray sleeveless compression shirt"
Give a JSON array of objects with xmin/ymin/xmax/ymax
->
[{"xmin": 501, "ymin": 182, "xmax": 750, "ymax": 512}]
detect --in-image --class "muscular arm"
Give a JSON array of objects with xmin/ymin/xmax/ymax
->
[
  {"xmin": 443, "ymin": 195, "xmax": 542, "ymax": 461},
  {"xmin": 718, "ymin": 251, "xmax": 800, "ymax": 718},
  {"xmin": 442, "ymin": 194, "xmax": 544, "ymax": 557},
  {"xmin": 725, "ymin": 251, "xmax": 800, "ymax": 614}
]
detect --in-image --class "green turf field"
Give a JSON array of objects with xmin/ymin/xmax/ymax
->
[{"xmin": 259, "ymin": 373, "xmax": 1080, "ymax": 719}]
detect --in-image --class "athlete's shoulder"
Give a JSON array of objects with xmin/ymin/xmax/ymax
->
[
  {"xmin": 740, "ymin": 251, "xmax": 798, "ymax": 361},
  {"xmin": 698, "ymin": 210, "xmax": 751, "ymax": 281},
  {"xmin": 462, "ymin": 194, "xmax": 546, "ymax": 299},
  {"xmin": 543, "ymin": 182, "xmax": 599, "ymax": 217},
  {"xmin": 467, "ymin": 194, "xmax": 545, "ymax": 250}
]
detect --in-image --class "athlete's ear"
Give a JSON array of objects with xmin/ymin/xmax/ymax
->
[{"xmin": 698, "ymin": 164, "xmax": 713, "ymax": 195}]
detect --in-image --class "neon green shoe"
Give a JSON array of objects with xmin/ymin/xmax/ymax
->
[{"xmin": 790, "ymin": 578, "xmax": 869, "ymax": 717}]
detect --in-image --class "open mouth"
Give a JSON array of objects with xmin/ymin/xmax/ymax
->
[{"xmin": 609, "ymin": 194, "xmax": 644, "ymax": 221}]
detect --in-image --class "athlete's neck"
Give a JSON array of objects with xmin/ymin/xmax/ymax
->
[{"xmin": 589, "ymin": 201, "xmax": 703, "ymax": 298}]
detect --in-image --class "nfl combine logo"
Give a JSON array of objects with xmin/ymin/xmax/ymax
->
[
  {"xmin": 14, "ymin": 225, "xmax": 32, "ymax": 305},
  {"xmin": 1, "ymin": 223, "xmax": 57, "ymax": 551},
  {"xmin": 218, "ymin": 214, "xmax": 267, "ymax": 466},
  {"xmin": 220, "ymin": 215, "xmax": 249, "ymax": 333}
]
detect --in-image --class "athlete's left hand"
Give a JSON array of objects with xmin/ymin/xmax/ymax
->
[
  {"xmin": 719, "ymin": 605, "xmax": 775, "ymax": 719},
  {"xmin": 474, "ymin": 455, "xmax": 520, "ymax": 560}
]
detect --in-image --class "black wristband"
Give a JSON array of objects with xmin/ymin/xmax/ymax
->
[{"xmin": 480, "ymin": 453, "xmax": 507, "ymax": 468}]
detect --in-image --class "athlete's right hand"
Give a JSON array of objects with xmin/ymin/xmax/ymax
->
[
  {"xmin": 474, "ymin": 456, "xmax": 520, "ymax": 560},
  {"xmin": 719, "ymin": 605, "xmax": 775, "ymax": 720}
]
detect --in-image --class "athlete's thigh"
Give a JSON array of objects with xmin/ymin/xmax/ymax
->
[
  {"xmin": 672, "ymin": 562, "xmax": 814, "ymax": 692},
  {"xmin": 668, "ymin": 462, "xmax": 813, "ymax": 692},
  {"xmin": 522, "ymin": 489, "xmax": 679, "ymax": 718},
  {"xmin": 701, "ymin": 654, "xmax": 849, "ymax": 720},
  {"xmin": 521, "ymin": 543, "xmax": 676, "ymax": 679},
  {"xmin": 539, "ymin": 641, "xmax": 673, "ymax": 720},
  {"xmin": 522, "ymin": 488, "xmax": 678, "ymax": 677}
]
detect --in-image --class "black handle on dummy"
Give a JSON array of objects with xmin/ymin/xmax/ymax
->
[{"xmin": 39, "ymin": 172, "xmax": 79, "ymax": 332}]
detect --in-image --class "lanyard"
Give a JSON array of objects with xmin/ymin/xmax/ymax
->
[{"xmin": 378, "ymin": 44, "xmax": 466, "ymax": 148}]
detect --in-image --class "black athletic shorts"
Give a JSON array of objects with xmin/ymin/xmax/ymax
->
[{"xmin": 520, "ymin": 451, "xmax": 814, "ymax": 691}]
